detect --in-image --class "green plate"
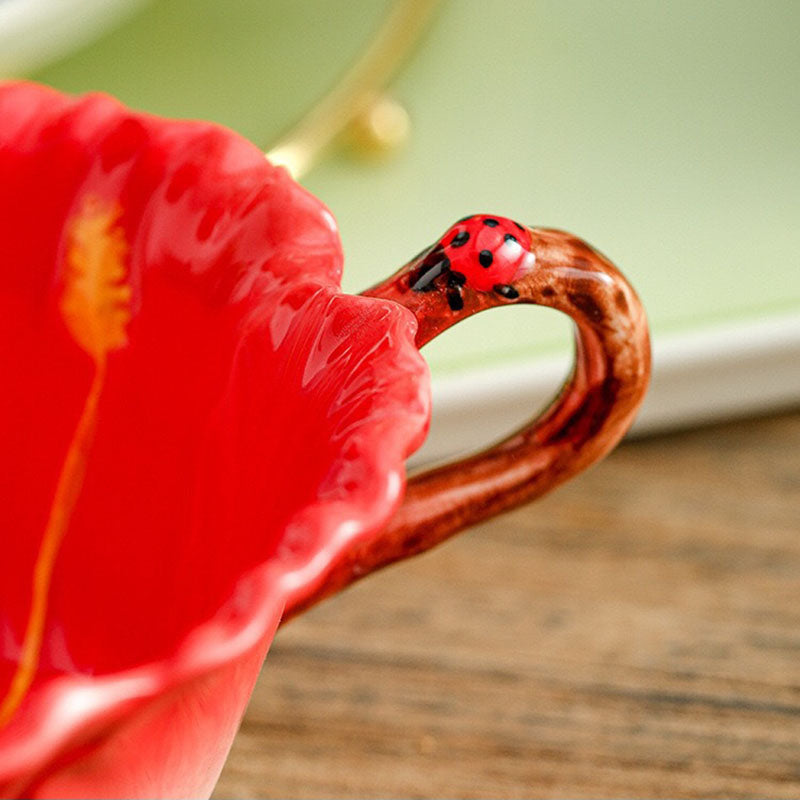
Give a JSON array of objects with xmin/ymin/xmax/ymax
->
[{"xmin": 20, "ymin": 0, "xmax": 800, "ymax": 454}]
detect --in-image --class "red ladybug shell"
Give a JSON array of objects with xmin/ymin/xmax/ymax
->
[{"xmin": 439, "ymin": 214, "xmax": 533, "ymax": 292}]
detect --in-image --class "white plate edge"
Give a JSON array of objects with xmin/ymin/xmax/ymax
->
[
  {"xmin": 413, "ymin": 311, "xmax": 800, "ymax": 466},
  {"xmin": 0, "ymin": 0, "xmax": 148, "ymax": 77}
]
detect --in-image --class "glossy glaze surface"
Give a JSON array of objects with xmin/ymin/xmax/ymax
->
[
  {"xmin": 309, "ymin": 220, "xmax": 651, "ymax": 613},
  {"xmin": 0, "ymin": 82, "xmax": 650, "ymax": 799},
  {"xmin": 0, "ymin": 82, "xmax": 429, "ymax": 797}
]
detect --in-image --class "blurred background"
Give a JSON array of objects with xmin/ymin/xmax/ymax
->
[
  {"xmin": 5, "ymin": 0, "xmax": 798, "ymax": 464},
  {"xmin": 4, "ymin": 1, "xmax": 798, "ymax": 796}
]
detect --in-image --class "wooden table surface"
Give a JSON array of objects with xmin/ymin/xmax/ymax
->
[{"xmin": 214, "ymin": 411, "xmax": 800, "ymax": 799}]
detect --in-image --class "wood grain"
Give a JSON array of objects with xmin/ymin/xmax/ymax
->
[{"xmin": 214, "ymin": 411, "xmax": 800, "ymax": 799}]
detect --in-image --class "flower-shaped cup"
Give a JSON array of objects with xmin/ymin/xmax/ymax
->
[{"xmin": 0, "ymin": 83, "xmax": 650, "ymax": 798}]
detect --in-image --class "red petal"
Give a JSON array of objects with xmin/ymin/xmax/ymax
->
[{"xmin": 0, "ymin": 82, "xmax": 429, "ymax": 795}]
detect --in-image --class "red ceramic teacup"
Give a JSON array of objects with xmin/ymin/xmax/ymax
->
[{"xmin": 0, "ymin": 83, "xmax": 650, "ymax": 798}]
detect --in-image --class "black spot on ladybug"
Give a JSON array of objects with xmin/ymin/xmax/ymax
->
[
  {"xmin": 494, "ymin": 283, "xmax": 519, "ymax": 299},
  {"xmin": 568, "ymin": 291, "xmax": 604, "ymax": 322},
  {"xmin": 448, "ymin": 271, "xmax": 467, "ymax": 287},
  {"xmin": 411, "ymin": 272, "xmax": 438, "ymax": 292},
  {"xmin": 478, "ymin": 250, "xmax": 493, "ymax": 268},
  {"xmin": 483, "ymin": 218, "xmax": 499, "ymax": 227},
  {"xmin": 450, "ymin": 230, "xmax": 470, "ymax": 248},
  {"xmin": 457, "ymin": 215, "xmax": 475, "ymax": 223},
  {"xmin": 503, "ymin": 233, "xmax": 518, "ymax": 244},
  {"xmin": 447, "ymin": 290, "xmax": 464, "ymax": 311},
  {"xmin": 410, "ymin": 248, "xmax": 451, "ymax": 292},
  {"xmin": 514, "ymin": 221, "xmax": 525, "ymax": 231}
]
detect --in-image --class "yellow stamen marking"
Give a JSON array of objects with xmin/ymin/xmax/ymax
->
[
  {"xmin": 0, "ymin": 197, "xmax": 131, "ymax": 726},
  {"xmin": 60, "ymin": 197, "xmax": 131, "ymax": 359}
]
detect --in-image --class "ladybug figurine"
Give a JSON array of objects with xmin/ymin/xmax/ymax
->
[{"xmin": 409, "ymin": 214, "xmax": 536, "ymax": 311}]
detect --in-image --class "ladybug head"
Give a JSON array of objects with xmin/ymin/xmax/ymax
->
[{"xmin": 409, "ymin": 215, "xmax": 536, "ymax": 310}]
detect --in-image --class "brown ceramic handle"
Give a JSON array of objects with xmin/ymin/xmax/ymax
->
[{"xmin": 285, "ymin": 219, "xmax": 650, "ymax": 620}]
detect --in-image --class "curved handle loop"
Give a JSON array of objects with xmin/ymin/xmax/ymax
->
[
  {"xmin": 369, "ymin": 224, "xmax": 650, "ymax": 551},
  {"xmin": 284, "ymin": 219, "xmax": 650, "ymax": 620}
]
